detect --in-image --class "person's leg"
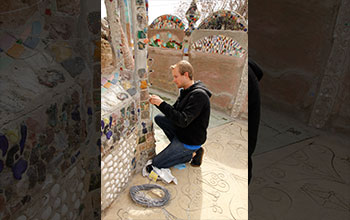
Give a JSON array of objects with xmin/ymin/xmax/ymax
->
[
  {"xmin": 154, "ymin": 114, "xmax": 177, "ymax": 142},
  {"xmin": 152, "ymin": 137, "xmax": 195, "ymax": 169},
  {"xmin": 248, "ymin": 139, "xmax": 257, "ymax": 184},
  {"xmin": 190, "ymin": 147, "xmax": 204, "ymax": 167}
]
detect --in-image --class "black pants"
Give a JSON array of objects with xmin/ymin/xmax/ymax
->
[{"xmin": 152, "ymin": 114, "xmax": 195, "ymax": 168}]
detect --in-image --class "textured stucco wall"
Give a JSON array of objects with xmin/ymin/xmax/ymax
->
[
  {"xmin": 189, "ymin": 52, "xmax": 245, "ymax": 114},
  {"xmin": 329, "ymin": 68, "xmax": 350, "ymax": 133},
  {"xmin": 249, "ymin": 0, "xmax": 350, "ymax": 133},
  {"xmin": 148, "ymin": 47, "xmax": 183, "ymax": 95}
]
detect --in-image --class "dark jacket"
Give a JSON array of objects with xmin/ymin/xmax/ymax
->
[
  {"xmin": 157, "ymin": 81, "xmax": 212, "ymax": 145},
  {"xmin": 248, "ymin": 63, "xmax": 261, "ymax": 153},
  {"xmin": 248, "ymin": 58, "xmax": 263, "ymax": 81},
  {"xmin": 248, "ymin": 58, "xmax": 263, "ymax": 184}
]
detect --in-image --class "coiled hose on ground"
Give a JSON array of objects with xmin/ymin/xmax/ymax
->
[{"xmin": 129, "ymin": 184, "xmax": 170, "ymax": 207}]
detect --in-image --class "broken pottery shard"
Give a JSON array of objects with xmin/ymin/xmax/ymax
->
[
  {"xmin": 61, "ymin": 57, "xmax": 86, "ymax": 78},
  {"xmin": 19, "ymin": 124, "xmax": 27, "ymax": 154},
  {"xmin": 127, "ymin": 88, "xmax": 137, "ymax": 96},
  {"xmin": 0, "ymin": 160, "xmax": 3, "ymax": 173},
  {"xmin": 0, "ymin": 134, "xmax": 8, "ymax": 156},
  {"xmin": 12, "ymin": 158, "xmax": 28, "ymax": 180},
  {"xmin": 87, "ymin": 11, "xmax": 100, "ymax": 35},
  {"xmin": 23, "ymin": 37, "xmax": 40, "ymax": 49},
  {"xmin": 6, "ymin": 145, "xmax": 19, "ymax": 168}
]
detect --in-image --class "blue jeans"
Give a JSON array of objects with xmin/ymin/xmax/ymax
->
[{"xmin": 152, "ymin": 114, "xmax": 196, "ymax": 168}]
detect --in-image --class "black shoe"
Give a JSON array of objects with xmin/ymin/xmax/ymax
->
[
  {"xmin": 146, "ymin": 164, "xmax": 153, "ymax": 173},
  {"xmin": 191, "ymin": 147, "xmax": 204, "ymax": 167}
]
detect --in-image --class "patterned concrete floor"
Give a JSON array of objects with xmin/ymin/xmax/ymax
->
[
  {"xmin": 249, "ymin": 105, "xmax": 350, "ymax": 220},
  {"xmin": 102, "ymin": 118, "xmax": 248, "ymax": 220},
  {"xmin": 102, "ymin": 89, "xmax": 350, "ymax": 220},
  {"xmin": 250, "ymin": 127, "xmax": 350, "ymax": 220}
]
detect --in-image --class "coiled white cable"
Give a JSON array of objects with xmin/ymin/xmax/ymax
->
[{"xmin": 129, "ymin": 184, "xmax": 170, "ymax": 207}]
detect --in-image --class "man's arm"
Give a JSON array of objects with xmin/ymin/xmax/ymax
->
[{"xmin": 151, "ymin": 91, "xmax": 207, "ymax": 128}]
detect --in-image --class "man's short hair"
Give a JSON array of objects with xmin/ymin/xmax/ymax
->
[{"xmin": 170, "ymin": 60, "xmax": 194, "ymax": 80}]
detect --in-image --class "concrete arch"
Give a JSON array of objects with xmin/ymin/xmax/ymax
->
[
  {"xmin": 191, "ymin": 34, "xmax": 247, "ymax": 57},
  {"xmin": 198, "ymin": 10, "xmax": 248, "ymax": 32},
  {"xmin": 190, "ymin": 30, "xmax": 247, "ymax": 51},
  {"xmin": 189, "ymin": 29, "xmax": 248, "ymax": 117}
]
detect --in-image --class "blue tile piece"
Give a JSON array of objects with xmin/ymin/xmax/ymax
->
[
  {"xmin": 61, "ymin": 57, "xmax": 86, "ymax": 78},
  {"xmin": 12, "ymin": 159, "xmax": 28, "ymax": 180},
  {"xmin": 24, "ymin": 37, "xmax": 40, "ymax": 49},
  {"xmin": 31, "ymin": 21, "xmax": 42, "ymax": 35}
]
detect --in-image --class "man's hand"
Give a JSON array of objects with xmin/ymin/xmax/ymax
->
[{"xmin": 149, "ymin": 95, "xmax": 164, "ymax": 106}]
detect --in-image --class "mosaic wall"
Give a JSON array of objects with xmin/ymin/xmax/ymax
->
[
  {"xmin": 101, "ymin": 132, "xmax": 136, "ymax": 209},
  {"xmin": 149, "ymin": 14, "xmax": 186, "ymax": 30},
  {"xmin": 191, "ymin": 35, "xmax": 247, "ymax": 57},
  {"xmin": 101, "ymin": 0, "xmax": 135, "ymax": 211},
  {"xmin": 133, "ymin": 0, "xmax": 157, "ymax": 174},
  {"xmin": 148, "ymin": 32, "xmax": 183, "ymax": 50},
  {"xmin": 189, "ymin": 30, "xmax": 248, "ymax": 117},
  {"xmin": 148, "ymin": 9, "xmax": 248, "ymax": 35},
  {"xmin": 101, "ymin": 0, "xmax": 155, "ymax": 212},
  {"xmin": 101, "ymin": 80, "xmax": 138, "ymax": 210},
  {"xmin": 148, "ymin": 6, "xmax": 248, "ymax": 118},
  {"xmin": 185, "ymin": 0, "xmax": 201, "ymax": 33},
  {"xmin": 120, "ymin": 0, "xmax": 133, "ymax": 48},
  {"xmin": 0, "ymin": 0, "xmax": 101, "ymax": 219}
]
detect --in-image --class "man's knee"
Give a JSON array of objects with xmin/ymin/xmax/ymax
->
[
  {"xmin": 154, "ymin": 114, "xmax": 165, "ymax": 126},
  {"xmin": 151, "ymin": 156, "xmax": 163, "ymax": 168}
]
